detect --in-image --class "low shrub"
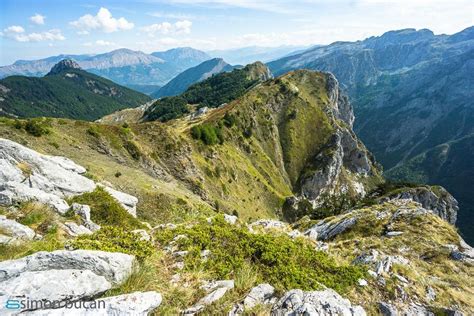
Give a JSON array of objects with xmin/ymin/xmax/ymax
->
[
  {"xmin": 69, "ymin": 187, "xmax": 144, "ymax": 230},
  {"xmin": 154, "ymin": 216, "xmax": 365, "ymax": 293},
  {"xmin": 70, "ymin": 226, "xmax": 153, "ymax": 260},
  {"xmin": 86, "ymin": 125, "xmax": 101, "ymax": 138},
  {"xmin": 191, "ymin": 124, "xmax": 224, "ymax": 145},
  {"xmin": 23, "ymin": 118, "xmax": 51, "ymax": 137},
  {"xmin": 124, "ymin": 140, "xmax": 142, "ymax": 160}
]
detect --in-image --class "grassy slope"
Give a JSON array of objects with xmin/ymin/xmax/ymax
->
[{"xmin": 0, "ymin": 69, "xmax": 150, "ymax": 121}]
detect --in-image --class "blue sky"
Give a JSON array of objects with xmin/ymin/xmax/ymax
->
[{"xmin": 0, "ymin": 0, "xmax": 472, "ymax": 65}]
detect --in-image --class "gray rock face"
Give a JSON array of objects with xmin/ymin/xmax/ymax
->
[
  {"xmin": 25, "ymin": 291, "xmax": 162, "ymax": 316},
  {"xmin": 0, "ymin": 250, "xmax": 135, "ymax": 313},
  {"xmin": 326, "ymin": 72, "xmax": 355, "ymax": 127},
  {"xmin": 299, "ymin": 133, "xmax": 344, "ymax": 201},
  {"xmin": 271, "ymin": 289, "xmax": 366, "ymax": 315},
  {"xmin": 299, "ymin": 127, "xmax": 373, "ymax": 203},
  {"xmin": 47, "ymin": 59, "xmax": 81, "ymax": 76},
  {"xmin": 0, "ymin": 215, "xmax": 36, "ymax": 243},
  {"xmin": 0, "ymin": 138, "xmax": 138, "ymax": 216},
  {"xmin": 383, "ymin": 186, "xmax": 458, "ymax": 224}
]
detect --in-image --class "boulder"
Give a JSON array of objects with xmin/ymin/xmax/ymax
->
[
  {"xmin": 0, "ymin": 269, "xmax": 111, "ymax": 305},
  {"xmin": 24, "ymin": 291, "xmax": 162, "ymax": 315},
  {"xmin": 378, "ymin": 302, "xmax": 398, "ymax": 316},
  {"xmin": 224, "ymin": 214, "xmax": 238, "ymax": 225},
  {"xmin": 0, "ymin": 215, "xmax": 36, "ymax": 242},
  {"xmin": 71, "ymin": 203, "xmax": 100, "ymax": 232},
  {"xmin": 0, "ymin": 138, "xmax": 95, "ymax": 213},
  {"xmin": 102, "ymin": 185, "xmax": 138, "ymax": 217},
  {"xmin": 62, "ymin": 222, "xmax": 93, "ymax": 237},
  {"xmin": 0, "ymin": 139, "xmax": 138, "ymax": 216},
  {"xmin": 0, "ymin": 250, "xmax": 135, "ymax": 285},
  {"xmin": 305, "ymin": 215, "xmax": 357, "ymax": 241},
  {"xmin": 243, "ymin": 283, "xmax": 276, "ymax": 309},
  {"xmin": 184, "ymin": 280, "xmax": 234, "ymax": 315},
  {"xmin": 249, "ymin": 219, "xmax": 288, "ymax": 230},
  {"xmin": 271, "ymin": 289, "xmax": 366, "ymax": 315}
]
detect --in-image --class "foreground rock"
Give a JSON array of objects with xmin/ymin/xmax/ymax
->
[
  {"xmin": 0, "ymin": 138, "xmax": 137, "ymax": 215},
  {"xmin": 244, "ymin": 283, "xmax": 276, "ymax": 309},
  {"xmin": 24, "ymin": 291, "xmax": 162, "ymax": 316},
  {"xmin": 0, "ymin": 250, "xmax": 135, "ymax": 312},
  {"xmin": 271, "ymin": 289, "xmax": 366, "ymax": 315}
]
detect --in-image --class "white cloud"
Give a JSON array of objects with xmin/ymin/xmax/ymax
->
[
  {"xmin": 30, "ymin": 14, "xmax": 46, "ymax": 25},
  {"xmin": 2, "ymin": 25, "xmax": 65, "ymax": 42},
  {"xmin": 70, "ymin": 7, "xmax": 134, "ymax": 33},
  {"xmin": 148, "ymin": 11, "xmax": 196, "ymax": 20},
  {"xmin": 141, "ymin": 20, "xmax": 192, "ymax": 37},
  {"xmin": 4, "ymin": 25, "xmax": 25, "ymax": 34},
  {"xmin": 84, "ymin": 40, "xmax": 117, "ymax": 47}
]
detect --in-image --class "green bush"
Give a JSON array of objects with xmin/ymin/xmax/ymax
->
[
  {"xmin": 71, "ymin": 226, "xmax": 153, "ymax": 260},
  {"xmin": 86, "ymin": 125, "xmax": 101, "ymax": 138},
  {"xmin": 190, "ymin": 124, "xmax": 224, "ymax": 145},
  {"xmin": 124, "ymin": 140, "xmax": 141, "ymax": 160},
  {"xmin": 69, "ymin": 187, "xmax": 144, "ymax": 230},
  {"xmin": 154, "ymin": 216, "xmax": 365, "ymax": 293},
  {"xmin": 223, "ymin": 113, "xmax": 237, "ymax": 127},
  {"xmin": 24, "ymin": 119, "xmax": 51, "ymax": 137}
]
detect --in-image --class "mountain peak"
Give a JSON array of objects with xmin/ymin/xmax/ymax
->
[
  {"xmin": 243, "ymin": 61, "xmax": 273, "ymax": 81},
  {"xmin": 47, "ymin": 59, "xmax": 81, "ymax": 76}
]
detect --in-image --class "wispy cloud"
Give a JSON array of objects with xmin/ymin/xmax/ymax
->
[
  {"xmin": 153, "ymin": 0, "xmax": 294, "ymax": 14},
  {"xmin": 70, "ymin": 7, "xmax": 134, "ymax": 34},
  {"xmin": 148, "ymin": 11, "xmax": 196, "ymax": 20},
  {"xmin": 1, "ymin": 25, "xmax": 65, "ymax": 42},
  {"xmin": 141, "ymin": 20, "xmax": 192, "ymax": 36},
  {"xmin": 83, "ymin": 39, "xmax": 117, "ymax": 46}
]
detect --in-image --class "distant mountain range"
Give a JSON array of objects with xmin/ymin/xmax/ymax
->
[
  {"xmin": 0, "ymin": 47, "xmax": 212, "ymax": 88},
  {"xmin": 207, "ymin": 45, "xmax": 308, "ymax": 65},
  {"xmin": 0, "ymin": 59, "xmax": 150, "ymax": 121},
  {"xmin": 152, "ymin": 58, "xmax": 234, "ymax": 98},
  {"xmin": 269, "ymin": 26, "xmax": 474, "ymax": 242},
  {"xmin": 0, "ymin": 46, "xmax": 304, "ymax": 92}
]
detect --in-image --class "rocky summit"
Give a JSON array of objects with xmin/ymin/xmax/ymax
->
[{"xmin": 0, "ymin": 66, "xmax": 472, "ymax": 315}]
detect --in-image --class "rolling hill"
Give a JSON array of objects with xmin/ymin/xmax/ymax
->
[{"xmin": 0, "ymin": 59, "xmax": 150, "ymax": 121}]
